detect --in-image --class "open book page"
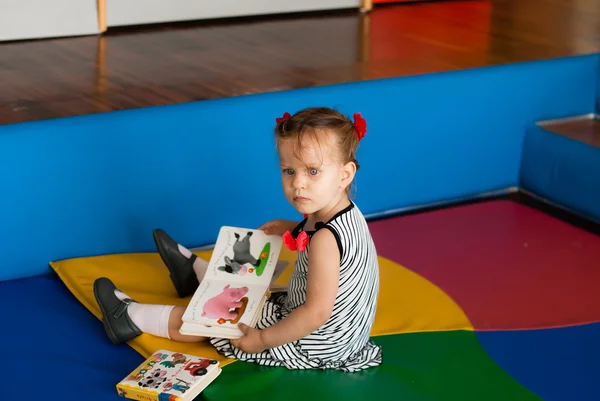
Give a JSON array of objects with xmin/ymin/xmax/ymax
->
[
  {"xmin": 180, "ymin": 226, "xmax": 283, "ymax": 335},
  {"xmin": 181, "ymin": 279, "xmax": 267, "ymax": 328},
  {"xmin": 202, "ymin": 226, "xmax": 283, "ymax": 286},
  {"xmin": 179, "ymin": 293, "xmax": 269, "ymax": 339}
]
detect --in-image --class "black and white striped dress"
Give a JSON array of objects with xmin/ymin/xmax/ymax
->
[{"xmin": 210, "ymin": 201, "xmax": 382, "ymax": 372}]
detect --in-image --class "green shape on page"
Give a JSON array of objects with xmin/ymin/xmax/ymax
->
[{"xmin": 255, "ymin": 242, "xmax": 270, "ymax": 276}]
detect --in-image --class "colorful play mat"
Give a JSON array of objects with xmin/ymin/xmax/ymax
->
[{"xmin": 4, "ymin": 199, "xmax": 597, "ymax": 401}]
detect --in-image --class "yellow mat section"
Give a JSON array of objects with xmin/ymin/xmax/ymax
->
[{"xmin": 50, "ymin": 248, "xmax": 472, "ymax": 368}]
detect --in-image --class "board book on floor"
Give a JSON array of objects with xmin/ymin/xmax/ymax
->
[
  {"xmin": 179, "ymin": 226, "xmax": 284, "ymax": 339},
  {"xmin": 117, "ymin": 349, "xmax": 221, "ymax": 401}
]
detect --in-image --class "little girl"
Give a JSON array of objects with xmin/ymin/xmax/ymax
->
[{"xmin": 94, "ymin": 107, "xmax": 382, "ymax": 372}]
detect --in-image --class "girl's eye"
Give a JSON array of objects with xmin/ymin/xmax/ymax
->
[
  {"xmin": 283, "ymin": 169, "xmax": 294, "ymax": 175},
  {"xmin": 309, "ymin": 169, "xmax": 318, "ymax": 175}
]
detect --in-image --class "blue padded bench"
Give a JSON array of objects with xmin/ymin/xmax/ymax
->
[{"xmin": 520, "ymin": 114, "xmax": 600, "ymax": 223}]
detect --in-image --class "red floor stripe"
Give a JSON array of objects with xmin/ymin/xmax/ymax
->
[{"xmin": 368, "ymin": 200, "xmax": 600, "ymax": 330}]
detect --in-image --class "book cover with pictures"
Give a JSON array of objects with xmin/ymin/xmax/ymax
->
[
  {"xmin": 180, "ymin": 226, "xmax": 283, "ymax": 336},
  {"xmin": 116, "ymin": 349, "xmax": 221, "ymax": 401}
]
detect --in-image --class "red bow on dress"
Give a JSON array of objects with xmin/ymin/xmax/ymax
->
[{"xmin": 282, "ymin": 230, "xmax": 309, "ymax": 252}]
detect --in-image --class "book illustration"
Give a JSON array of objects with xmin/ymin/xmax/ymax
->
[
  {"xmin": 179, "ymin": 226, "xmax": 283, "ymax": 339},
  {"xmin": 255, "ymin": 242, "xmax": 270, "ymax": 276},
  {"xmin": 162, "ymin": 378, "xmax": 192, "ymax": 394},
  {"xmin": 215, "ymin": 231, "xmax": 272, "ymax": 277},
  {"xmin": 183, "ymin": 358, "xmax": 219, "ymax": 377},
  {"xmin": 159, "ymin": 352, "xmax": 187, "ymax": 368},
  {"xmin": 181, "ymin": 277, "xmax": 267, "ymax": 327},
  {"xmin": 201, "ymin": 284, "xmax": 249, "ymax": 324},
  {"xmin": 117, "ymin": 350, "xmax": 221, "ymax": 401},
  {"xmin": 232, "ymin": 232, "xmax": 261, "ymax": 265},
  {"xmin": 138, "ymin": 368, "xmax": 168, "ymax": 389},
  {"xmin": 217, "ymin": 256, "xmax": 248, "ymax": 276}
]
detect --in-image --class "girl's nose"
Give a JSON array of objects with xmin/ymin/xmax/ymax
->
[{"xmin": 293, "ymin": 174, "xmax": 306, "ymax": 189}]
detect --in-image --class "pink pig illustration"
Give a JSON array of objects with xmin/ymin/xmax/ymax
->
[{"xmin": 202, "ymin": 284, "xmax": 249, "ymax": 321}]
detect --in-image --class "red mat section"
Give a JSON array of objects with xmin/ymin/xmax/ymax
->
[{"xmin": 369, "ymin": 200, "xmax": 600, "ymax": 330}]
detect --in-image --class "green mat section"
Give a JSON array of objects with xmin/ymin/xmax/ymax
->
[{"xmin": 200, "ymin": 331, "xmax": 541, "ymax": 401}]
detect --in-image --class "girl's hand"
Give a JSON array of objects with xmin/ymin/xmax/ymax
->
[
  {"xmin": 258, "ymin": 219, "xmax": 298, "ymax": 236},
  {"xmin": 230, "ymin": 323, "xmax": 268, "ymax": 354}
]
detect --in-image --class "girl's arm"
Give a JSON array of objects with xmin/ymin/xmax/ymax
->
[{"xmin": 260, "ymin": 228, "xmax": 340, "ymax": 348}]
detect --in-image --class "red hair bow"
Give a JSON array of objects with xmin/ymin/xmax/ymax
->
[
  {"xmin": 353, "ymin": 112, "xmax": 367, "ymax": 141},
  {"xmin": 282, "ymin": 230, "xmax": 309, "ymax": 252},
  {"xmin": 276, "ymin": 112, "xmax": 291, "ymax": 124}
]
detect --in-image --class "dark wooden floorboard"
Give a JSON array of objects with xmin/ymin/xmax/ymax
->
[
  {"xmin": 0, "ymin": 0, "xmax": 599, "ymax": 125},
  {"xmin": 542, "ymin": 117, "xmax": 600, "ymax": 148}
]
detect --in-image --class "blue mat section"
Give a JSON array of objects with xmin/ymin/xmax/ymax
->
[
  {"xmin": 0, "ymin": 274, "xmax": 144, "ymax": 400},
  {"xmin": 476, "ymin": 323, "xmax": 600, "ymax": 401},
  {"xmin": 520, "ymin": 123, "xmax": 600, "ymax": 223},
  {"xmin": 0, "ymin": 54, "xmax": 598, "ymax": 281}
]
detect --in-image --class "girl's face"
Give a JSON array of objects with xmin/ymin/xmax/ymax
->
[{"xmin": 277, "ymin": 131, "xmax": 354, "ymax": 217}]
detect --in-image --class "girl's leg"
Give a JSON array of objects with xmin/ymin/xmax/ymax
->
[
  {"xmin": 94, "ymin": 277, "xmax": 206, "ymax": 344},
  {"xmin": 167, "ymin": 306, "xmax": 207, "ymax": 343}
]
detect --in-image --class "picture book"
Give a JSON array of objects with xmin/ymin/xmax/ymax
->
[
  {"xmin": 179, "ymin": 226, "xmax": 284, "ymax": 339},
  {"xmin": 116, "ymin": 349, "xmax": 221, "ymax": 401}
]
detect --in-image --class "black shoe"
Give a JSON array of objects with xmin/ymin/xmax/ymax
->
[
  {"xmin": 152, "ymin": 228, "xmax": 199, "ymax": 298},
  {"xmin": 93, "ymin": 277, "xmax": 142, "ymax": 345}
]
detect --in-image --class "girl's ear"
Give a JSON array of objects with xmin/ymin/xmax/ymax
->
[{"xmin": 340, "ymin": 161, "xmax": 357, "ymax": 189}]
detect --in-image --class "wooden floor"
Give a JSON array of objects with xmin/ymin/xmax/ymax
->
[
  {"xmin": 1, "ymin": 0, "xmax": 599, "ymax": 125},
  {"xmin": 543, "ymin": 116, "xmax": 600, "ymax": 149}
]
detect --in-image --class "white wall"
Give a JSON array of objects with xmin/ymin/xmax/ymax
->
[
  {"xmin": 0, "ymin": 0, "xmax": 99, "ymax": 42},
  {"xmin": 107, "ymin": 0, "xmax": 360, "ymax": 27}
]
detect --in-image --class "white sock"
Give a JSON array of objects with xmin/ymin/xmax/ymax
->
[
  {"xmin": 177, "ymin": 244, "xmax": 193, "ymax": 258},
  {"xmin": 177, "ymin": 244, "xmax": 209, "ymax": 282},
  {"xmin": 114, "ymin": 290, "xmax": 174, "ymax": 339}
]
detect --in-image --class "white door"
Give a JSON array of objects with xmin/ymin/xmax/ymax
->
[
  {"xmin": 0, "ymin": 0, "xmax": 99, "ymax": 42},
  {"xmin": 106, "ymin": 0, "xmax": 360, "ymax": 27}
]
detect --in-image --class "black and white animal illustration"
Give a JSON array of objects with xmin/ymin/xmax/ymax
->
[
  {"xmin": 138, "ymin": 369, "xmax": 167, "ymax": 389},
  {"xmin": 217, "ymin": 255, "xmax": 246, "ymax": 275},
  {"xmin": 217, "ymin": 232, "xmax": 264, "ymax": 275},
  {"xmin": 232, "ymin": 232, "xmax": 261, "ymax": 266}
]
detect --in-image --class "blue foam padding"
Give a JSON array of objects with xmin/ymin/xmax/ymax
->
[
  {"xmin": 520, "ymin": 124, "xmax": 600, "ymax": 223},
  {"xmin": 0, "ymin": 54, "xmax": 598, "ymax": 281},
  {"xmin": 0, "ymin": 274, "xmax": 144, "ymax": 400},
  {"xmin": 476, "ymin": 323, "xmax": 600, "ymax": 401},
  {"xmin": 596, "ymin": 59, "xmax": 600, "ymax": 112}
]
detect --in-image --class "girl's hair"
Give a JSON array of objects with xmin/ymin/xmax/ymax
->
[{"xmin": 273, "ymin": 107, "xmax": 365, "ymax": 196}]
